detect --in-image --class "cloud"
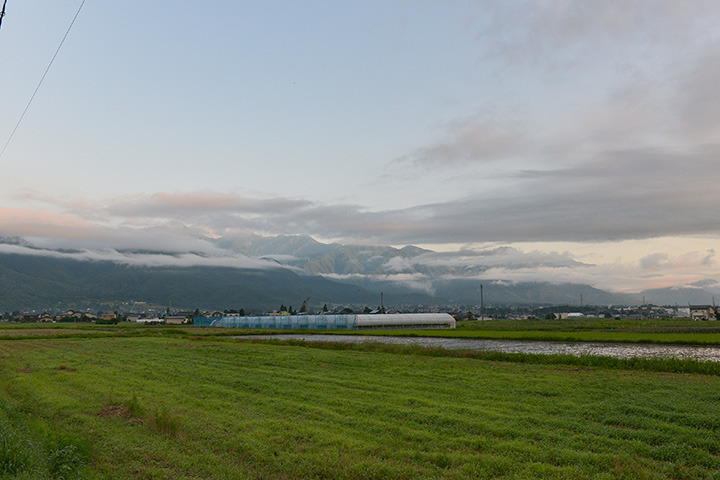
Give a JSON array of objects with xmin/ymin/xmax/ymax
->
[
  {"xmin": 11, "ymin": 35, "xmax": 720, "ymax": 250},
  {"xmin": 383, "ymin": 256, "xmax": 414, "ymax": 272},
  {"xmin": 675, "ymin": 45, "xmax": 720, "ymax": 139},
  {"xmin": 640, "ymin": 250, "xmax": 715, "ymax": 270},
  {"xmin": 109, "ymin": 191, "xmax": 313, "ymax": 218},
  {"xmin": 322, "ymin": 244, "xmax": 719, "ymax": 294},
  {"xmin": 395, "ymin": 115, "xmax": 529, "ymax": 168},
  {"xmin": 22, "ymin": 146, "xmax": 720, "ymax": 248},
  {"xmin": 0, "ymin": 242, "xmax": 286, "ymax": 270},
  {"xmin": 324, "ymin": 272, "xmax": 436, "ymax": 296},
  {"xmin": 479, "ymin": 0, "xmax": 718, "ymax": 70},
  {"xmin": 2, "ymin": 217, "xmax": 718, "ymax": 294},
  {"xmin": 399, "ymin": 247, "xmax": 584, "ymax": 270},
  {"xmin": 689, "ymin": 278, "xmax": 719, "ymax": 288},
  {"xmin": 0, "ymin": 207, "xmax": 94, "ymax": 238}
]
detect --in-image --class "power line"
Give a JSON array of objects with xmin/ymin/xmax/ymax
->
[
  {"xmin": 0, "ymin": 0, "xmax": 8, "ymax": 31},
  {"xmin": 0, "ymin": 0, "xmax": 87, "ymax": 159}
]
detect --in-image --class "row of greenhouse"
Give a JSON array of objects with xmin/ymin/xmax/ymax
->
[{"xmin": 193, "ymin": 313, "xmax": 455, "ymax": 330}]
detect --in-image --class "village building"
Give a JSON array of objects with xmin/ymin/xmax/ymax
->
[
  {"xmin": 164, "ymin": 315, "xmax": 188, "ymax": 325},
  {"xmin": 689, "ymin": 305, "xmax": 717, "ymax": 321}
]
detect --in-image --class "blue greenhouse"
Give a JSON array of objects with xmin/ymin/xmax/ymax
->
[{"xmin": 194, "ymin": 313, "xmax": 455, "ymax": 330}]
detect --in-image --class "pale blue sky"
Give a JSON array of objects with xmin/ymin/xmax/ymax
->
[{"xmin": 2, "ymin": 1, "xmax": 720, "ymax": 292}]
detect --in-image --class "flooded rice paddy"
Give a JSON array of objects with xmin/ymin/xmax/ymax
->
[{"xmin": 236, "ymin": 334, "xmax": 720, "ymax": 362}]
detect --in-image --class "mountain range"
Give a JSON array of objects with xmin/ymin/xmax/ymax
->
[{"xmin": 0, "ymin": 234, "xmax": 717, "ymax": 312}]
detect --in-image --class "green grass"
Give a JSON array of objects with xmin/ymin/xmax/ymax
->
[
  {"xmin": 3, "ymin": 317, "xmax": 720, "ymax": 345},
  {"xmin": 457, "ymin": 318, "xmax": 720, "ymax": 333},
  {"xmin": 1, "ymin": 335, "xmax": 720, "ymax": 479},
  {"xmin": 0, "ymin": 401, "xmax": 90, "ymax": 479},
  {"xmin": 350, "ymin": 327, "xmax": 720, "ymax": 345},
  {"xmin": 315, "ymin": 318, "xmax": 720, "ymax": 345}
]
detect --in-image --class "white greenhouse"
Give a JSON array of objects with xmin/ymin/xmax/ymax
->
[{"xmin": 194, "ymin": 313, "xmax": 455, "ymax": 330}]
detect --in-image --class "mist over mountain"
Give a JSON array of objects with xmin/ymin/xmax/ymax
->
[
  {"xmin": 0, "ymin": 252, "xmax": 381, "ymax": 312},
  {"xmin": 640, "ymin": 286, "xmax": 720, "ymax": 306},
  {"xmin": 3, "ymin": 234, "xmax": 714, "ymax": 312}
]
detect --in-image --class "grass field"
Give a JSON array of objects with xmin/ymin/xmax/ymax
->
[
  {"xmin": 343, "ymin": 318, "xmax": 720, "ymax": 345},
  {"xmin": 455, "ymin": 318, "xmax": 720, "ymax": 334},
  {"xmin": 1, "ymin": 333, "xmax": 720, "ymax": 479}
]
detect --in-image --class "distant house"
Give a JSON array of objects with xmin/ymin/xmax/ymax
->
[
  {"xmin": 137, "ymin": 318, "xmax": 164, "ymax": 324},
  {"xmin": 690, "ymin": 305, "xmax": 717, "ymax": 321},
  {"xmin": 164, "ymin": 315, "xmax": 187, "ymax": 325},
  {"xmin": 64, "ymin": 310, "xmax": 94, "ymax": 318}
]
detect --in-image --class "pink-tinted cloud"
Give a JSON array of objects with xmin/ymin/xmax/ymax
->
[{"xmin": 0, "ymin": 207, "xmax": 93, "ymax": 238}]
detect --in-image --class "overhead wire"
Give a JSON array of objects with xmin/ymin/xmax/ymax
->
[
  {"xmin": 0, "ymin": 0, "xmax": 7, "ymax": 31},
  {"xmin": 0, "ymin": 0, "xmax": 87, "ymax": 159}
]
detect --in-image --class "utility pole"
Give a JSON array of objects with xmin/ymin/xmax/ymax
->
[{"xmin": 480, "ymin": 284, "xmax": 484, "ymax": 327}]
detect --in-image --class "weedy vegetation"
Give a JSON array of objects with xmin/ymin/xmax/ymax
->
[{"xmin": 0, "ymin": 400, "xmax": 90, "ymax": 479}]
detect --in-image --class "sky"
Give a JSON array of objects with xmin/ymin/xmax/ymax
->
[{"xmin": 1, "ymin": 0, "xmax": 720, "ymax": 294}]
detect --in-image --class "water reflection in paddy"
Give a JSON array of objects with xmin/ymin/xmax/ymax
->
[{"xmin": 235, "ymin": 334, "xmax": 720, "ymax": 362}]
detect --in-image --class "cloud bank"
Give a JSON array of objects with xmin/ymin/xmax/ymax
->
[
  {"xmin": 0, "ymin": 242, "xmax": 286, "ymax": 270},
  {"xmin": 3, "ymin": 2, "xmax": 720, "ymax": 295}
]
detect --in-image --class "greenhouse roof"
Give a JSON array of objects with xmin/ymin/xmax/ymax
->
[{"xmin": 194, "ymin": 313, "xmax": 455, "ymax": 330}]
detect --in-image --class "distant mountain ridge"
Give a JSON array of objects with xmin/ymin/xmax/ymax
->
[
  {"xmin": 1, "ymin": 234, "xmax": 716, "ymax": 311},
  {"xmin": 0, "ymin": 252, "xmax": 380, "ymax": 312},
  {"xmin": 212, "ymin": 234, "xmax": 433, "ymax": 275}
]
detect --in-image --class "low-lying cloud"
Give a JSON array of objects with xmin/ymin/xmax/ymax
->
[{"xmin": 0, "ymin": 241, "xmax": 286, "ymax": 270}]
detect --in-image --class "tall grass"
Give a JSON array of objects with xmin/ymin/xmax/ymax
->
[
  {"xmin": 0, "ymin": 402, "xmax": 89, "ymax": 479},
  {"xmin": 101, "ymin": 395, "xmax": 182, "ymax": 437},
  {"xmin": 148, "ymin": 405, "xmax": 182, "ymax": 438}
]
